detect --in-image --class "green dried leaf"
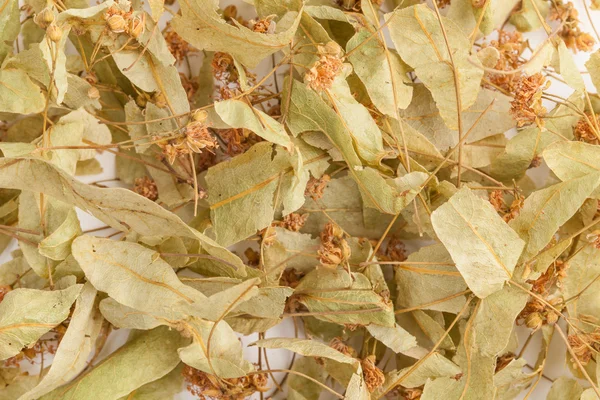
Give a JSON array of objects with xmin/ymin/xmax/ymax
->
[
  {"xmin": 544, "ymin": 141, "xmax": 600, "ymax": 182},
  {"xmin": 0, "ymin": 0, "xmax": 20, "ymax": 64},
  {"xmin": 40, "ymin": 327, "xmax": 187, "ymax": 400},
  {"xmin": 431, "ymin": 187, "xmax": 525, "ymax": 298},
  {"xmin": 177, "ymin": 317, "xmax": 253, "ymax": 378},
  {"xmin": 547, "ymin": 377, "xmax": 583, "ymax": 400},
  {"xmin": 0, "ymin": 157, "xmax": 244, "ymax": 271},
  {"xmin": 19, "ymin": 283, "xmax": 103, "ymax": 400},
  {"xmin": 288, "ymin": 357, "xmax": 327, "ymax": 400},
  {"xmin": 346, "ymin": 30, "xmax": 412, "ymax": 116},
  {"xmin": 401, "ymin": 85, "xmax": 513, "ymax": 151},
  {"xmin": 214, "ymin": 100, "xmax": 293, "ymax": 150},
  {"xmin": 184, "ymin": 278, "xmax": 260, "ymax": 321},
  {"xmin": 205, "ymin": 142, "xmax": 312, "ymax": 246},
  {"xmin": 173, "ymin": 0, "xmax": 301, "ymax": 68},
  {"xmin": 491, "ymin": 92, "xmax": 584, "ymax": 181},
  {"xmin": 509, "ymin": 173, "xmax": 600, "ymax": 261},
  {"xmin": 562, "ymin": 245, "xmax": 600, "ymax": 324},
  {"xmin": 366, "ymin": 324, "xmax": 417, "ymax": 354},
  {"xmin": 327, "ymin": 70, "xmax": 387, "ymax": 165},
  {"xmin": 295, "ymin": 269, "xmax": 396, "ymax": 326},
  {"xmin": 0, "ymin": 285, "xmax": 82, "ymax": 360},
  {"xmin": 0, "ymin": 68, "xmax": 45, "ymax": 114},
  {"xmin": 386, "ymin": 4, "xmax": 483, "ymax": 130},
  {"xmin": 510, "ymin": 0, "xmax": 549, "ymax": 32},
  {"xmin": 552, "ymin": 40, "xmax": 585, "ymax": 91},
  {"xmin": 116, "ymin": 364, "xmax": 184, "ymax": 400},
  {"xmin": 72, "ymin": 236, "xmax": 204, "ymax": 319},
  {"xmin": 287, "ymin": 79, "xmax": 427, "ymax": 214},
  {"xmin": 253, "ymin": 337, "xmax": 358, "ymax": 365},
  {"xmin": 395, "ymin": 243, "xmax": 468, "ymax": 313},
  {"xmin": 587, "ymin": 49, "xmax": 600, "ymax": 92}
]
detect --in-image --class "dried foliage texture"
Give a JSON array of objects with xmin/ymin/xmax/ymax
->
[{"xmin": 1, "ymin": 0, "xmax": 600, "ymax": 399}]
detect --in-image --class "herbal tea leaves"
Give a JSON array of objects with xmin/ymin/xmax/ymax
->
[
  {"xmin": 1, "ymin": 0, "xmax": 600, "ymax": 399},
  {"xmin": 386, "ymin": 4, "xmax": 483, "ymax": 130},
  {"xmin": 0, "ymin": 285, "xmax": 82, "ymax": 360},
  {"xmin": 431, "ymin": 187, "xmax": 525, "ymax": 298}
]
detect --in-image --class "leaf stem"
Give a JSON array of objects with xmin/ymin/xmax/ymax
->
[
  {"xmin": 430, "ymin": 0, "xmax": 465, "ymax": 188},
  {"xmin": 378, "ymin": 294, "xmax": 475, "ymax": 398}
]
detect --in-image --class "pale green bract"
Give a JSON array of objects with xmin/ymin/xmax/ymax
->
[
  {"xmin": 173, "ymin": 0, "xmax": 301, "ymax": 68},
  {"xmin": 0, "ymin": 157, "xmax": 244, "ymax": 271},
  {"xmin": 40, "ymin": 327, "xmax": 187, "ymax": 400},
  {"xmin": 386, "ymin": 4, "xmax": 483, "ymax": 130},
  {"xmin": 431, "ymin": 187, "xmax": 525, "ymax": 298},
  {"xmin": 0, "ymin": 285, "xmax": 82, "ymax": 360}
]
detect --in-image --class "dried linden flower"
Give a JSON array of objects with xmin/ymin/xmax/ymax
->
[
  {"xmin": 361, "ymin": 355, "xmax": 385, "ymax": 392},
  {"xmin": 46, "ymin": 23, "xmax": 63, "ymax": 43},
  {"xmin": 509, "ymin": 73, "xmax": 549, "ymax": 127},
  {"xmin": 305, "ymin": 43, "xmax": 344, "ymax": 92},
  {"xmin": 34, "ymin": 7, "xmax": 55, "ymax": 28},
  {"xmin": 106, "ymin": 14, "xmax": 127, "ymax": 33},
  {"xmin": 133, "ymin": 176, "xmax": 158, "ymax": 201}
]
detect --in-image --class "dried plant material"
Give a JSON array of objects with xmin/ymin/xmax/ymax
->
[
  {"xmin": 1, "ymin": 0, "xmax": 600, "ymax": 398},
  {"xmin": 0, "ymin": 285, "xmax": 81, "ymax": 360},
  {"xmin": 361, "ymin": 355, "xmax": 385, "ymax": 392},
  {"xmin": 549, "ymin": 1, "xmax": 596, "ymax": 52},
  {"xmin": 483, "ymin": 30, "xmax": 527, "ymax": 92},
  {"xmin": 42, "ymin": 327, "xmax": 188, "ymax": 399},
  {"xmin": 386, "ymin": 4, "xmax": 484, "ymax": 129},
  {"xmin": 431, "ymin": 187, "xmax": 525, "ymax": 298},
  {"xmin": 133, "ymin": 176, "xmax": 158, "ymax": 201},
  {"xmin": 172, "ymin": 0, "xmax": 301, "ymax": 68},
  {"xmin": 509, "ymin": 73, "xmax": 549, "ymax": 127},
  {"xmin": 183, "ymin": 365, "xmax": 268, "ymax": 399},
  {"xmin": 304, "ymin": 43, "xmax": 344, "ymax": 92}
]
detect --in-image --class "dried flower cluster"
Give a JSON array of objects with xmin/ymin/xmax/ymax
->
[
  {"xmin": 164, "ymin": 23, "xmax": 193, "ymax": 65},
  {"xmin": 133, "ymin": 176, "xmax": 158, "ymax": 201},
  {"xmin": 155, "ymin": 113, "xmax": 218, "ymax": 164},
  {"xmin": 103, "ymin": 4, "xmax": 145, "ymax": 38},
  {"xmin": 483, "ymin": 30, "xmax": 527, "ymax": 92},
  {"xmin": 304, "ymin": 44, "xmax": 344, "ymax": 92},
  {"xmin": 567, "ymin": 329, "xmax": 600, "ymax": 366},
  {"xmin": 1, "ymin": 0, "xmax": 600, "ymax": 399},
  {"xmin": 304, "ymin": 174, "xmax": 331, "ymax": 201},
  {"xmin": 518, "ymin": 260, "xmax": 567, "ymax": 331},
  {"xmin": 183, "ymin": 365, "xmax": 269, "ymax": 399},
  {"xmin": 361, "ymin": 355, "xmax": 385, "ymax": 392},
  {"xmin": 550, "ymin": 1, "xmax": 596, "ymax": 52},
  {"xmin": 509, "ymin": 73, "xmax": 549, "ymax": 127},
  {"xmin": 318, "ymin": 222, "xmax": 351, "ymax": 268},
  {"xmin": 575, "ymin": 113, "xmax": 600, "ymax": 144},
  {"xmin": 277, "ymin": 212, "xmax": 309, "ymax": 231},
  {"xmin": 249, "ymin": 16, "xmax": 276, "ymax": 34}
]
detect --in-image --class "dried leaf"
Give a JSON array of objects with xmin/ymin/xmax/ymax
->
[
  {"xmin": 346, "ymin": 30, "xmax": 412, "ymax": 116},
  {"xmin": 431, "ymin": 187, "xmax": 525, "ymax": 298},
  {"xmin": 19, "ymin": 283, "xmax": 103, "ymax": 400},
  {"xmin": 386, "ymin": 5, "xmax": 483, "ymax": 129},
  {"xmin": 40, "ymin": 327, "xmax": 187, "ymax": 400},
  {"xmin": 173, "ymin": 0, "xmax": 301, "ymax": 68},
  {"xmin": 0, "ymin": 158, "xmax": 244, "ymax": 271},
  {"xmin": 214, "ymin": 100, "xmax": 293, "ymax": 150},
  {"xmin": 509, "ymin": 173, "xmax": 600, "ymax": 261},
  {"xmin": 72, "ymin": 236, "xmax": 204, "ymax": 320},
  {"xmin": 0, "ymin": 285, "xmax": 82, "ymax": 360}
]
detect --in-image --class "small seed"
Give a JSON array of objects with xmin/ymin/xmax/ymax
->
[{"xmin": 107, "ymin": 15, "xmax": 127, "ymax": 33}]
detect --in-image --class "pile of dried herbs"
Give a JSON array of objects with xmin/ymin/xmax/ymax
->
[{"xmin": 1, "ymin": 0, "xmax": 600, "ymax": 398}]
